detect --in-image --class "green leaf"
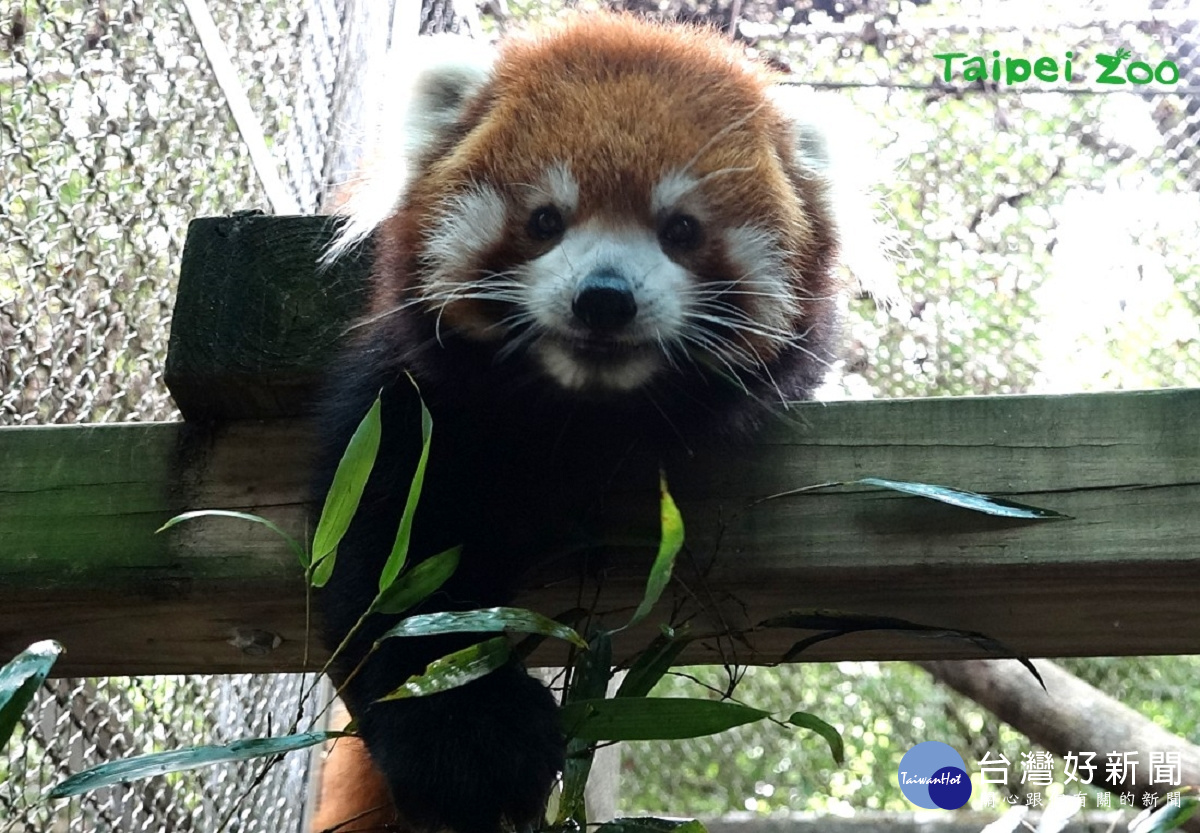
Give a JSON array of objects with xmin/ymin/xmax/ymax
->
[
  {"xmin": 561, "ymin": 697, "xmax": 769, "ymax": 742},
  {"xmin": 310, "ymin": 548, "xmax": 337, "ymax": 588},
  {"xmin": 761, "ymin": 609, "xmax": 1044, "ymax": 687},
  {"xmin": 755, "ymin": 477, "xmax": 1069, "ymax": 520},
  {"xmin": 617, "ymin": 472, "xmax": 684, "ymax": 632},
  {"xmin": 157, "ymin": 510, "xmax": 307, "ymax": 567},
  {"xmin": 786, "ymin": 711, "xmax": 844, "ymax": 765},
  {"xmin": 512, "ymin": 607, "xmax": 589, "ymax": 663},
  {"xmin": 0, "ymin": 640, "xmax": 62, "ymax": 752},
  {"xmin": 856, "ymin": 477, "xmax": 1070, "ymax": 519},
  {"xmin": 1131, "ymin": 798, "xmax": 1198, "ymax": 833},
  {"xmin": 376, "ymin": 636, "xmax": 510, "ymax": 701},
  {"xmin": 596, "ymin": 818, "xmax": 708, "ymax": 833},
  {"xmin": 558, "ymin": 632, "xmax": 615, "ymax": 826},
  {"xmin": 616, "ymin": 629, "xmax": 692, "ymax": 699},
  {"xmin": 369, "ymin": 546, "xmax": 461, "ymax": 615},
  {"xmin": 569, "ymin": 632, "xmax": 614, "ymax": 704},
  {"xmin": 379, "ymin": 389, "xmax": 433, "ymax": 592},
  {"xmin": 312, "ymin": 396, "xmax": 383, "ymax": 563},
  {"xmin": 48, "ymin": 731, "xmax": 338, "ymax": 798},
  {"xmin": 377, "ymin": 607, "xmax": 586, "ymax": 648}
]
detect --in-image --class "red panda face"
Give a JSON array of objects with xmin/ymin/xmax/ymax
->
[{"xmin": 343, "ymin": 15, "xmax": 841, "ymax": 400}]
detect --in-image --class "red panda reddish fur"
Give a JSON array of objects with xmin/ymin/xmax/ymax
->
[
  {"xmin": 310, "ymin": 718, "xmax": 395, "ymax": 831},
  {"xmin": 368, "ymin": 15, "xmax": 837, "ymax": 375},
  {"xmin": 313, "ymin": 13, "xmax": 852, "ymax": 833}
]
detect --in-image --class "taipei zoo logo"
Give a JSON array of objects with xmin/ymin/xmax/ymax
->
[
  {"xmin": 934, "ymin": 48, "xmax": 1180, "ymax": 86},
  {"xmin": 898, "ymin": 742, "xmax": 973, "ymax": 810}
]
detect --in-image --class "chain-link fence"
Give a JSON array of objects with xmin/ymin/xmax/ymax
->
[
  {"xmin": 3, "ymin": 0, "xmax": 1199, "ymax": 828},
  {"xmin": 2, "ymin": 676, "xmax": 322, "ymax": 832},
  {"xmin": 2, "ymin": 1, "xmax": 338, "ymax": 830}
]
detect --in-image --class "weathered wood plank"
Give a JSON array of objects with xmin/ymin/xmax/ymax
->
[
  {"xmin": 2, "ymin": 388, "xmax": 1198, "ymax": 675},
  {"xmin": 163, "ymin": 214, "xmax": 370, "ymax": 420}
]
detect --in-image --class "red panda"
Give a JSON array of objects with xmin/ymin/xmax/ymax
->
[{"xmin": 314, "ymin": 13, "xmax": 855, "ymax": 833}]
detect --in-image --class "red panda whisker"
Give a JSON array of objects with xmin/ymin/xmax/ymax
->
[
  {"xmin": 677, "ymin": 327, "xmax": 763, "ymax": 381},
  {"xmin": 490, "ymin": 311, "xmax": 539, "ymax": 340},
  {"xmin": 687, "ymin": 284, "xmax": 799, "ymax": 301},
  {"xmin": 692, "ymin": 165, "xmax": 758, "ymax": 187},
  {"xmin": 422, "ymin": 290, "xmax": 527, "ymax": 305},
  {"xmin": 494, "ymin": 324, "xmax": 546, "ymax": 363},
  {"xmin": 680, "ymin": 321, "xmax": 799, "ymax": 406},
  {"xmin": 342, "ymin": 298, "xmax": 428, "ymax": 333},
  {"xmin": 687, "ymin": 321, "xmax": 773, "ymax": 369},
  {"xmin": 685, "ymin": 307, "xmax": 802, "ymax": 347},
  {"xmin": 784, "ymin": 325, "xmax": 837, "ymax": 372},
  {"xmin": 654, "ymin": 330, "xmax": 684, "ymax": 375},
  {"xmin": 687, "ymin": 282, "xmax": 836, "ymax": 304},
  {"xmin": 639, "ymin": 388, "xmax": 693, "ymax": 455}
]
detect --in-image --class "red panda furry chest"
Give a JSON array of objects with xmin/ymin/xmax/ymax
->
[{"xmin": 314, "ymin": 13, "xmax": 846, "ymax": 833}]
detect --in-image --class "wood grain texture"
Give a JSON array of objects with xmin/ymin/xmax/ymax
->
[
  {"xmin": 164, "ymin": 214, "xmax": 371, "ymax": 420},
  {"xmin": 2, "ymin": 388, "xmax": 1198, "ymax": 675}
]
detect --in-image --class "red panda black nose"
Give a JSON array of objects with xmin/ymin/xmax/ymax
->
[{"xmin": 572, "ymin": 270, "xmax": 638, "ymax": 332}]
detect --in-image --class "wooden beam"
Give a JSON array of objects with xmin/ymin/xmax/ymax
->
[
  {"xmin": 5, "ymin": 215, "xmax": 1198, "ymax": 675},
  {"xmin": 3, "ymin": 388, "xmax": 1199, "ymax": 676},
  {"xmin": 163, "ymin": 214, "xmax": 370, "ymax": 421}
]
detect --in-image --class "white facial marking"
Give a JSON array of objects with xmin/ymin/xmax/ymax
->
[
  {"xmin": 527, "ymin": 162, "xmax": 580, "ymax": 215},
  {"xmin": 539, "ymin": 342, "xmax": 663, "ymax": 392},
  {"xmin": 423, "ymin": 184, "xmax": 508, "ymax": 282},
  {"xmin": 651, "ymin": 170, "xmax": 701, "ymax": 217},
  {"xmin": 722, "ymin": 224, "xmax": 798, "ymax": 333}
]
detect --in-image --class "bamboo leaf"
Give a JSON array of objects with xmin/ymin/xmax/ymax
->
[
  {"xmin": 376, "ymin": 637, "xmax": 510, "ymax": 701},
  {"xmin": 617, "ymin": 472, "xmax": 684, "ymax": 632},
  {"xmin": 513, "ymin": 608, "xmax": 589, "ymax": 663},
  {"xmin": 856, "ymin": 477, "xmax": 1068, "ymax": 520},
  {"xmin": 561, "ymin": 697, "xmax": 769, "ymax": 742},
  {"xmin": 379, "ymin": 387, "xmax": 433, "ymax": 592},
  {"xmin": 48, "ymin": 731, "xmax": 338, "ymax": 798},
  {"xmin": 378, "ymin": 607, "xmax": 586, "ymax": 648},
  {"xmin": 310, "ymin": 548, "xmax": 337, "ymax": 588},
  {"xmin": 1130, "ymin": 797, "xmax": 1198, "ymax": 833},
  {"xmin": 786, "ymin": 711, "xmax": 844, "ymax": 765},
  {"xmin": 0, "ymin": 640, "xmax": 62, "ymax": 752},
  {"xmin": 313, "ymin": 396, "xmax": 383, "ymax": 562},
  {"xmin": 757, "ymin": 477, "xmax": 1068, "ymax": 520},
  {"xmin": 157, "ymin": 510, "xmax": 307, "ymax": 567},
  {"xmin": 595, "ymin": 819, "xmax": 708, "ymax": 833},
  {"xmin": 558, "ymin": 632, "xmax": 614, "ymax": 825},
  {"xmin": 762, "ymin": 609, "xmax": 1044, "ymax": 687},
  {"xmin": 616, "ymin": 629, "xmax": 692, "ymax": 699},
  {"xmin": 369, "ymin": 546, "xmax": 461, "ymax": 615}
]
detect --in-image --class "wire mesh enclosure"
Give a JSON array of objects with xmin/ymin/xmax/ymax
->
[
  {"xmin": 3, "ymin": 676, "xmax": 323, "ymax": 832},
  {"xmin": 2, "ymin": 1, "xmax": 337, "ymax": 830},
  {"xmin": 2, "ymin": 0, "xmax": 1198, "ymax": 828}
]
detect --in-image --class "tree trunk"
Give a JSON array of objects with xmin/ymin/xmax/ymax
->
[{"xmin": 920, "ymin": 659, "xmax": 1200, "ymax": 830}]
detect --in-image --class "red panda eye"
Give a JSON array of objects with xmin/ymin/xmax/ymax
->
[
  {"xmin": 659, "ymin": 213, "xmax": 702, "ymax": 250},
  {"xmin": 527, "ymin": 205, "xmax": 566, "ymax": 241}
]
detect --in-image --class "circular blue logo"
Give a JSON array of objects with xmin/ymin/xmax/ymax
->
[{"xmin": 898, "ymin": 741, "xmax": 971, "ymax": 810}]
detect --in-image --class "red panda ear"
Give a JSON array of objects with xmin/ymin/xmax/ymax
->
[
  {"xmin": 325, "ymin": 37, "xmax": 495, "ymax": 262},
  {"xmin": 767, "ymin": 85, "xmax": 835, "ymax": 176},
  {"xmin": 402, "ymin": 37, "xmax": 496, "ymax": 166},
  {"xmin": 768, "ymin": 85, "xmax": 901, "ymax": 306}
]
